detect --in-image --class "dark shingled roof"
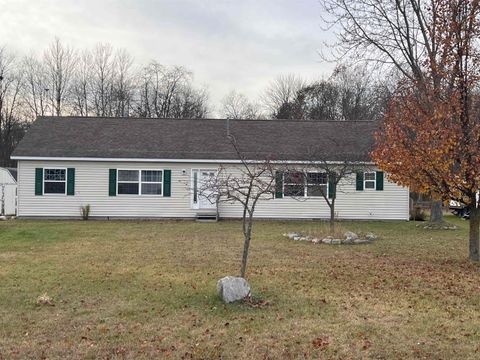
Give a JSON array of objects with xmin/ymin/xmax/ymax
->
[{"xmin": 12, "ymin": 116, "xmax": 378, "ymax": 161}]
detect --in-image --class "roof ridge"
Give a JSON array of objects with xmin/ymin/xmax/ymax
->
[{"xmin": 37, "ymin": 116, "xmax": 377, "ymax": 124}]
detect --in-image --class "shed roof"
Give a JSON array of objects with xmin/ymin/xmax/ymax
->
[{"xmin": 12, "ymin": 116, "xmax": 378, "ymax": 162}]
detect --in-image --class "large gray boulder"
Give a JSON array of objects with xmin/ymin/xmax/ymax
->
[{"xmin": 217, "ymin": 276, "xmax": 251, "ymax": 303}]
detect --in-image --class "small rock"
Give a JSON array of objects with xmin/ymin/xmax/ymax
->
[
  {"xmin": 0, "ymin": 216, "xmax": 6, "ymax": 221},
  {"xmin": 312, "ymin": 238, "xmax": 321, "ymax": 244},
  {"xmin": 293, "ymin": 236, "xmax": 300, "ymax": 241},
  {"xmin": 299, "ymin": 237, "xmax": 308, "ymax": 241},
  {"xmin": 217, "ymin": 276, "xmax": 251, "ymax": 303},
  {"xmin": 365, "ymin": 232, "xmax": 378, "ymax": 241},
  {"xmin": 331, "ymin": 239, "xmax": 342, "ymax": 245},
  {"xmin": 344, "ymin": 231, "xmax": 358, "ymax": 241},
  {"xmin": 343, "ymin": 238, "xmax": 353, "ymax": 244},
  {"xmin": 322, "ymin": 238, "xmax": 332, "ymax": 244},
  {"xmin": 287, "ymin": 232, "xmax": 299, "ymax": 239}
]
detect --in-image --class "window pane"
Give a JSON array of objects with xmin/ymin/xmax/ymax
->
[
  {"xmin": 44, "ymin": 169, "xmax": 65, "ymax": 181},
  {"xmin": 193, "ymin": 172, "xmax": 198, "ymax": 203},
  {"xmin": 284, "ymin": 184, "xmax": 304, "ymax": 196},
  {"xmin": 365, "ymin": 172, "xmax": 376, "ymax": 181},
  {"xmin": 284, "ymin": 172, "xmax": 305, "ymax": 184},
  {"xmin": 307, "ymin": 184, "xmax": 327, "ymax": 196},
  {"xmin": 44, "ymin": 181, "xmax": 66, "ymax": 194},
  {"xmin": 118, "ymin": 182, "xmax": 139, "ymax": 194},
  {"xmin": 141, "ymin": 170, "xmax": 162, "ymax": 182},
  {"xmin": 141, "ymin": 183, "xmax": 162, "ymax": 195},
  {"xmin": 118, "ymin": 170, "xmax": 139, "ymax": 182},
  {"xmin": 365, "ymin": 181, "xmax": 375, "ymax": 189},
  {"xmin": 307, "ymin": 172, "xmax": 327, "ymax": 184}
]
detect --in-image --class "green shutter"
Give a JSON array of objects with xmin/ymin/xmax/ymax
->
[
  {"xmin": 35, "ymin": 168, "xmax": 43, "ymax": 196},
  {"xmin": 376, "ymin": 171, "xmax": 384, "ymax": 191},
  {"xmin": 356, "ymin": 172, "xmax": 364, "ymax": 191},
  {"xmin": 109, "ymin": 169, "xmax": 117, "ymax": 196},
  {"xmin": 328, "ymin": 174, "xmax": 336, "ymax": 199},
  {"xmin": 275, "ymin": 171, "xmax": 283, "ymax": 198},
  {"xmin": 163, "ymin": 170, "xmax": 171, "ymax": 197},
  {"xmin": 67, "ymin": 168, "xmax": 75, "ymax": 195}
]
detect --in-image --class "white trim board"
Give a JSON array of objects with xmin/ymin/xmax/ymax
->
[{"xmin": 11, "ymin": 156, "xmax": 374, "ymax": 165}]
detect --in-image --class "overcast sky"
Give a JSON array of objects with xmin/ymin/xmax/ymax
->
[{"xmin": 1, "ymin": 0, "xmax": 336, "ymax": 114}]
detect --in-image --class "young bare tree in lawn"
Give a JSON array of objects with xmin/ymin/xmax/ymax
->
[
  {"xmin": 286, "ymin": 148, "xmax": 372, "ymax": 233},
  {"xmin": 320, "ymin": 0, "xmax": 452, "ymax": 225},
  {"xmin": 198, "ymin": 135, "xmax": 279, "ymax": 278}
]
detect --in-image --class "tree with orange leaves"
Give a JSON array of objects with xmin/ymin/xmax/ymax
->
[{"xmin": 372, "ymin": 0, "xmax": 480, "ymax": 261}]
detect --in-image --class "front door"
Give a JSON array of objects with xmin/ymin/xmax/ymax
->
[{"xmin": 193, "ymin": 170, "xmax": 217, "ymax": 209}]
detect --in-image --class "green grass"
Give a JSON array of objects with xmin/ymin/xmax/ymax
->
[{"xmin": 0, "ymin": 217, "xmax": 479, "ymax": 359}]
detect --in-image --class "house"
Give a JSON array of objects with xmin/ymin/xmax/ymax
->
[
  {"xmin": 11, "ymin": 116, "xmax": 409, "ymax": 220},
  {"xmin": 0, "ymin": 167, "xmax": 17, "ymax": 216}
]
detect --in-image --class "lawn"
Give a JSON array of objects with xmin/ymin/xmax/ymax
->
[{"xmin": 0, "ymin": 217, "xmax": 479, "ymax": 359}]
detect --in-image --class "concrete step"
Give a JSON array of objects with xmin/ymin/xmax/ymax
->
[{"xmin": 196, "ymin": 213, "xmax": 218, "ymax": 222}]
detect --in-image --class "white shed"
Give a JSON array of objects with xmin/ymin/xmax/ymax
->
[{"xmin": 0, "ymin": 167, "xmax": 17, "ymax": 216}]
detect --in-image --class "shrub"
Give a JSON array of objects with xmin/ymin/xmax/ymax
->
[
  {"xmin": 80, "ymin": 204, "xmax": 91, "ymax": 220},
  {"xmin": 410, "ymin": 206, "xmax": 426, "ymax": 221}
]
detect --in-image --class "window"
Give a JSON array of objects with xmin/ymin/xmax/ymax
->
[
  {"xmin": 192, "ymin": 171, "xmax": 198, "ymax": 204},
  {"xmin": 141, "ymin": 170, "xmax": 163, "ymax": 195},
  {"xmin": 283, "ymin": 171, "xmax": 328, "ymax": 197},
  {"xmin": 307, "ymin": 172, "xmax": 328, "ymax": 196},
  {"xmin": 44, "ymin": 168, "xmax": 66, "ymax": 194},
  {"xmin": 117, "ymin": 170, "xmax": 163, "ymax": 195},
  {"xmin": 364, "ymin": 172, "xmax": 376, "ymax": 189},
  {"xmin": 284, "ymin": 172, "xmax": 305, "ymax": 197}
]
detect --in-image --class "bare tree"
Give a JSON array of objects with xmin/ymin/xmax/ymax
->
[
  {"xmin": 320, "ymin": 0, "xmax": 447, "ymax": 224},
  {"xmin": 135, "ymin": 62, "xmax": 209, "ymax": 118},
  {"xmin": 168, "ymin": 86, "xmax": 209, "ymax": 119},
  {"xmin": 0, "ymin": 47, "xmax": 25, "ymax": 167},
  {"xmin": 262, "ymin": 74, "xmax": 305, "ymax": 119},
  {"xmin": 286, "ymin": 148, "xmax": 371, "ymax": 232},
  {"xmin": 22, "ymin": 55, "xmax": 50, "ymax": 117},
  {"xmin": 91, "ymin": 43, "xmax": 115, "ymax": 117},
  {"xmin": 43, "ymin": 38, "xmax": 77, "ymax": 116},
  {"xmin": 113, "ymin": 49, "xmax": 135, "ymax": 117},
  {"xmin": 71, "ymin": 49, "xmax": 93, "ymax": 116},
  {"xmin": 221, "ymin": 90, "xmax": 263, "ymax": 119},
  {"xmin": 198, "ymin": 136, "xmax": 279, "ymax": 278}
]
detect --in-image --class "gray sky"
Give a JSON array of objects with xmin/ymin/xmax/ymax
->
[{"xmin": 1, "ymin": 0, "xmax": 336, "ymax": 113}]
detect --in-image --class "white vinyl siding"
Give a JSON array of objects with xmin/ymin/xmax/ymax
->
[{"xmin": 17, "ymin": 160, "xmax": 409, "ymax": 220}]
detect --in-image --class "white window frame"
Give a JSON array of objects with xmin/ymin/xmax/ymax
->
[
  {"xmin": 43, "ymin": 167, "xmax": 67, "ymax": 196},
  {"xmin": 306, "ymin": 172, "xmax": 328, "ymax": 198},
  {"xmin": 116, "ymin": 169, "xmax": 164, "ymax": 196},
  {"xmin": 283, "ymin": 171, "xmax": 328, "ymax": 198},
  {"xmin": 364, "ymin": 171, "xmax": 376, "ymax": 190}
]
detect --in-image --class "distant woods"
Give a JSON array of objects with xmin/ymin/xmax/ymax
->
[
  {"xmin": 221, "ymin": 66, "xmax": 393, "ymax": 121},
  {"xmin": 0, "ymin": 38, "xmax": 391, "ymax": 166},
  {"xmin": 0, "ymin": 39, "xmax": 209, "ymax": 166}
]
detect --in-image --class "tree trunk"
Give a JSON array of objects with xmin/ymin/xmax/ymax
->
[
  {"xmin": 430, "ymin": 200, "xmax": 444, "ymax": 223},
  {"xmin": 469, "ymin": 207, "xmax": 480, "ymax": 262},
  {"xmin": 329, "ymin": 201, "xmax": 335, "ymax": 234},
  {"xmin": 240, "ymin": 213, "xmax": 253, "ymax": 278},
  {"xmin": 240, "ymin": 232, "xmax": 251, "ymax": 278}
]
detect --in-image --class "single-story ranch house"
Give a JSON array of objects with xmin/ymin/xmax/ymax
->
[{"xmin": 11, "ymin": 116, "xmax": 409, "ymax": 220}]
